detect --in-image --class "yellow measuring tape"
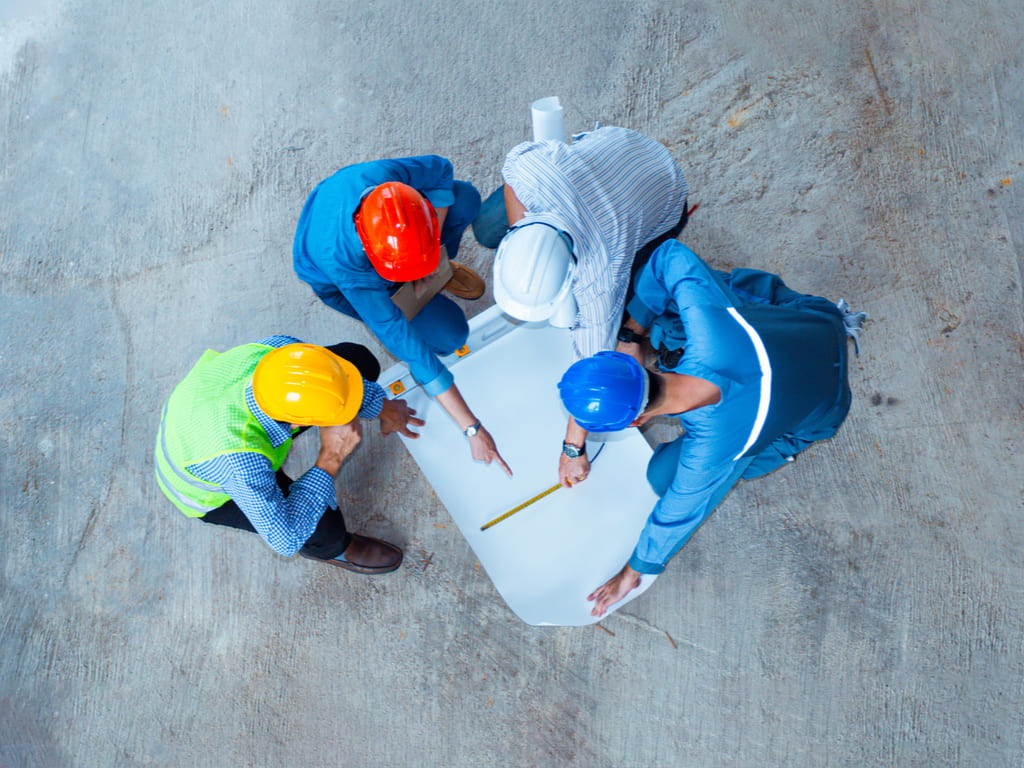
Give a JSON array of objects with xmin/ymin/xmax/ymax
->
[
  {"xmin": 480, "ymin": 483, "xmax": 561, "ymax": 531},
  {"xmin": 479, "ymin": 442, "xmax": 604, "ymax": 532}
]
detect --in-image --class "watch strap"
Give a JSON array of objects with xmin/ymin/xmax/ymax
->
[{"xmin": 617, "ymin": 326, "xmax": 644, "ymax": 345}]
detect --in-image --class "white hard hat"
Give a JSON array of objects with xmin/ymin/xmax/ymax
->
[{"xmin": 493, "ymin": 223, "xmax": 577, "ymax": 326}]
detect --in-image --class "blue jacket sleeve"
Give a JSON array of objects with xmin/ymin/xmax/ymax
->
[
  {"xmin": 333, "ymin": 281, "xmax": 453, "ymax": 393},
  {"xmin": 626, "ymin": 242, "xmax": 737, "ymax": 330},
  {"xmin": 629, "ymin": 456, "xmax": 741, "ymax": 574}
]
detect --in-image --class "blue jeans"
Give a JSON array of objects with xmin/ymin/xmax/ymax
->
[
  {"xmin": 407, "ymin": 293, "xmax": 469, "ymax": 357},
  {"xmin": 439, "ymin": 180, "xmax": 481, "ymax": 262},
  {"xmin": 471, "ymin": 185, "xmax": 509, "ymax": 248},
  {"xmin": 386, "ymin": 177, "xmax": 480, "ymax": 358},
  {"xmin": 646, "ymin": 440, "xmax": 755, "ymax": 504},
  {"xmin": 407, "ymin": 178, "xmax": 479, "ymax": 357}
]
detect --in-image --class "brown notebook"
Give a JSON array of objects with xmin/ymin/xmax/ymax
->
[{"xmin": 389, "ymin": 246, "xmax": 453, "ymax": 320}]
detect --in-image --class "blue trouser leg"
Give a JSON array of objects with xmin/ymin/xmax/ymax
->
[
  {"xmin": 647, "ymin": 437, "xmax": 755, "ymax": 503},
  {"xmin": 645, "ymin": 437, "xmax": 686, "ymax": 498},
  {"xmin": 409, "ymin": 293, "xmax": 469, "ymax": 356},
  {"xmin": 471, "ymin": 185, "xmax": 510, "ymax": 248},
  {"xmin": 440, "ymin": 180, "xmax": 482, "ymax": 261},
  {"xmin": 645, "ymin": 436, "xmax": 756, "ymax": 563}
]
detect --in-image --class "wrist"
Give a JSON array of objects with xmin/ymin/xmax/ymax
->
[
  {"xmin": 314, "ymin": 453, "xmax": 343, "ymax": 476},
  {"xmin": 617, "ymin": 325, "xmax": 645, "ymax": 345},
  {"xmin": 463, "ymin": 420, "xmax": 482, "ymax": 438}
]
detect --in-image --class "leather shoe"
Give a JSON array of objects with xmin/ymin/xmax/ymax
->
[
  {"xmin": 302, "ymin": 534, "xmax": 403, "ymax": 575},
  {"xmin": 444, "ymin": 261, "xmax": 485, "ymax": 300}
]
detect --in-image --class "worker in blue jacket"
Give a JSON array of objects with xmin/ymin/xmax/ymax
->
[
  {"xmin": 294, "ymin": 156, "xmax": 511, "ymax": 474},
  {"xmin": 558, "ymin": 241, "xmax": 867, "ymax": 616}
]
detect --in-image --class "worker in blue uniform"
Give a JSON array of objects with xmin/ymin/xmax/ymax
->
[
  {"xmin": 293, "ymin": 156, "xmax": 511, "ymax": 474},
  {"xmin": 557, "ymin": 240, "xmax": 867, "ymax": 616}
]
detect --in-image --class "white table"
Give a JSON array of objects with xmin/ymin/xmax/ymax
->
[{"xmin": 381, "ymin": 306, "xmax": 658, "ymax": 626}]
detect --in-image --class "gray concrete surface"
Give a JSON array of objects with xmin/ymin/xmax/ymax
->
[{"xmin": 2, "ymin": 0, "xmax": 1023, "ymax": 765}]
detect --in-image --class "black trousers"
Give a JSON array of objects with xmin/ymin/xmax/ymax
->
[{"xmin": 198, "ymin": 342, "xmax": 381, "ymax": 560}]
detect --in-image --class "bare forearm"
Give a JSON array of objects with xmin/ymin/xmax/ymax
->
[
  {"xmin": 314, "ymin": 451, "xmax": 344, "ymax": 477},
  {"xmin": 434, "ymin": 205, "xmax": 449, "ymax": 231},
  {"xmin": 564, "ymin": 416, "xmax": 588, "ymax": 447},
  {"xmin": 615, "ymin": 314, "xmax": 647, "ymax": 363},
  {"xmin": 622, "ymin": 314, "xmax": 646, "ymax": 335},
  {"xmin": 504, "ymin": 183, "xmax": 527, "ymax": 225},
  {"xmin": 434, "ymin": 384, "xmax": 477, "ymax": 430},
  {"xmin": 435, "ymin": 383, "xmax": 513, "ymax": 476},
  {"xmin": 314, "ymin": 423, "xmax": 362, "ymax": 477}
]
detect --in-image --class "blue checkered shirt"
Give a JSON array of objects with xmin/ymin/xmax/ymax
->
[{"xmin": 187, "ymin": 335, "xmax": 384, "ymax": 556}]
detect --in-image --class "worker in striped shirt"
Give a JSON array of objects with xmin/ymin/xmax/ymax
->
[{"xmin": 478, "ymin": 126, "xmax": 689, "ymax": 489}]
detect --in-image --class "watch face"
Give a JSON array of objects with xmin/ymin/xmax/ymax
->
[
  {"xmin": 465, "ymin": 424, "xmax": 479, "ymax": 437},
  {"xmin": 562, "ymin": 442, "xmax": 584, "ymax": 458}
]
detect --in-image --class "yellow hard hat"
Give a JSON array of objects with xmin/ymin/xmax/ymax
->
[{"xmin": 252, "ymin": 344, "xmax": 364, "ymax": 426}]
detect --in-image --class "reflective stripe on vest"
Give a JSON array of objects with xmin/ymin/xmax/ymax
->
[
  {"xmin": 153, "ymin": 446, "xmax": 217, "ymax": 514},
  {"xmin": 157, "ymin": 403, "xmax": 225, "ymax": 495}
]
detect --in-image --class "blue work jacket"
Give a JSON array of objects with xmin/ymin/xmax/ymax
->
[
  {"xmin": 625, "ymin": 241, "xmax": 851, "ymax": 573},
  {"xmin": 293, "ymin": 156, "xmax": 457, "ymax": 394}
]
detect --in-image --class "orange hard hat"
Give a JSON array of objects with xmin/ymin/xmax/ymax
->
[
  {"xmin": 354, "ymin": 182, "xmax": 441, "ymax": 282},
  {"xmin": 252, "ymin": 344, "xmax": 364, "ymax": 427}
]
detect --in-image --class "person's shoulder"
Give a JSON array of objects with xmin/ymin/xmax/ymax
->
[
  {"xmin": 506, "ymin": 136, "xmax": 567, "ymax": 162},
  {"xmin": 584, "ymin": 125, "xmax": 645, "ymax": 143},
  {"xmin": 382, "ymin": 154, "xmax": 453, "ymax": 170}
]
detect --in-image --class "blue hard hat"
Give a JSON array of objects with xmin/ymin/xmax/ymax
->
[{"xmin": 557, "ymin": 351, "xmax": 647, "ymax": 432}]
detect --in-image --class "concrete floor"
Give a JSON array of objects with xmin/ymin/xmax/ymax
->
[{"xmin": 2, "ymin": 0, "xmax": 1023, "ymax": 765}]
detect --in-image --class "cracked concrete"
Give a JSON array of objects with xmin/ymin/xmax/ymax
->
[{"xmin": 2, "ymin": 0, "xmax": 1024, "ymax": 765}]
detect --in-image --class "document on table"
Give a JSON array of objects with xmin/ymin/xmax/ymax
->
[{"xmin": 381, "ymin": 306, "xmax": 658, "ymax": 626}]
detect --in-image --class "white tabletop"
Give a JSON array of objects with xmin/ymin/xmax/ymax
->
[{"xmin": 382, "ymin": 306, "xmax": 657, "ymax": 626}]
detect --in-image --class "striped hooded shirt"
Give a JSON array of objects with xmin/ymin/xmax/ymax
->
[{"xmin": 501, "ymin": 126, "xmax": 688, "ymax": 359}]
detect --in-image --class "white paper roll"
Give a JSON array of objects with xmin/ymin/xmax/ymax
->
[{"xmin": 531, "ymin": 96, "xmax": 565, "ymax": 143}]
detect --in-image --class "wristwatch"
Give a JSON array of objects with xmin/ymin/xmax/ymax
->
[
  {"xmin": 562, "ymin": 441, "xmax": 586, "ymax": 459},
  {"xmin": 617, "ymin": 326, "xmax": 644, "ymax": 345},
  {"xmin": 464, "ymin": 421, "xmax": 481, "ymax": 438}
]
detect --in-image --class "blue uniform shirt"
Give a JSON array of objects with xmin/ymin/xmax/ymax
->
[
  {"xmin": 292, "ymin": 156, "xmax": 458, "ymax": 396},
  {"xmin": 626, "ymin": 243, "xmax": 850, "ymax": 573}
]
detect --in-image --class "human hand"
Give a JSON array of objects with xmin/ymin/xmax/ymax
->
[
  {"xmin": 315, "ymin": 420, "xmax": 363, "ymax": 475},
  {"xmin": 558, "ymin": 452, "xmax": 591, "ymax": 488},
  {"xmin": 587, "ymin": 563, "xmax": 642, "ymax": 618},
  {"xmin": 411, "ymin": 262, "xmax": 443, "ymax": 298},
  {"xmin": 378, "ymin": 399, "xmax": 425, "ymax": 438},
  {"xmin": 468, "ymin": 425, "xmax": 513, "ymax": 476}
]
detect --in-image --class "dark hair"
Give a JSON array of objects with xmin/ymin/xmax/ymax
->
[{"xmin": 644, "ymin": 370, "xmax": 664, "ymax": 413}]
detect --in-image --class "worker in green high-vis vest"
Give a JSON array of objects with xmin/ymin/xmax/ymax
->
[{"xmin": 155, "ymin": 335, "xmax": 423, "ymax": 574}]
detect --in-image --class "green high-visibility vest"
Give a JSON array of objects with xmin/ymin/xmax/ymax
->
[{"xmin": 154, "ymin": 343, "xmax": 292, "ymax": 517}]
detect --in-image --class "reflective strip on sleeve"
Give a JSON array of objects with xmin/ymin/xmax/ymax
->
[{"xmin": 726, "ymin": 307, "xmax": 772, "ymax": 461}]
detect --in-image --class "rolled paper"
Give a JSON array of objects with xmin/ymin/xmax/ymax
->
[{"xmin": 531, "ymin": 96, "xmax": 565, "ymax": 143}]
